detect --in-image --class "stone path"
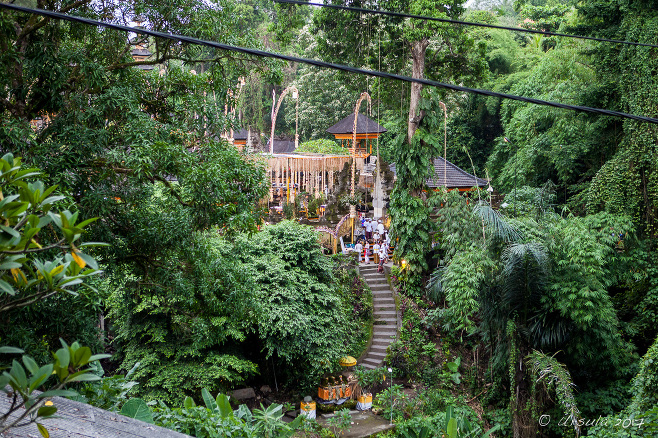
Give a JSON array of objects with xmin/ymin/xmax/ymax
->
[{"xmin": 359, "ymin": 264, "xmax": 399, "ymax": 370}]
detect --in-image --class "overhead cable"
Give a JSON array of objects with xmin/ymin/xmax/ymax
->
[
  {"xmin": 2, "ymin": 3, "xmax": 658, "ymax": 125},
  {"xmin": 273, "ymin": 0, "xmax": 658, "ymax": 49}
]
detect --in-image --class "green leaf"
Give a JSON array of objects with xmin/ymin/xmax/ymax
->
[
  {"xmin": 38, "ymin": 389, "xmax": 78, "ymax": 398},
  {"xmin": 88, "ymin": 354, "xmax": 111, "ymax": 362},
  {"xmin": 72, "ymin": 346, "xmax": 92, "ymax": 367},
  {"xmin": 75, "ymin": 217, "xmax": 98, "ymax": 228},
  {"xmin": 201, "ymin": 387, "xmax": 218, "ymax": 413},
  {"xmin": 0, "ymin": 280, "xmax": 16, "ymax": 296},
  {"xmin": 37, "ymin": 405, "xmax": 57, "ymax": 417},
  {"xmin": 0, "ymin": 346, "xmax": 24, "ymax": 354},
  {"xmin": 216, "ymin": 393, "xmax": 233, "ymax": 419},
  {"xmin": 482, "ymin": 424, "xmax": 501, "ymax": 437},
  {"xmin": 447, "ymin": 417, "xmax": 458, "ymax": 438},
  {"xmin": 67, "ymin": 371, "xmax": 101, "ymax": 383},
  {"xmin": 40, "ymin": 195, "xmax": 66, "ymax": 207},
  {"xmin": 183, "ymin": 396, "xmax": 196, "ymax": 409},
  {"xmin": 22, "ymin": 355, "xmax": 39, "ymax": 375},
  {"xmin": 0, "ymin": 225, "xmax": 20, "ymax": 240},
  {"xmin": 75, "ymin": 251, "xmax": 98, "ymax": 270},
  {"xmin": 0, "ymin": 261, "xmax": 23, "ymax": 270},
  {"xmin": 36, "ymin": 423, "xmax": 50, "ymax": 438},
  {"xmin": 29, "ymin": 365, "xmax": 53, "ymax": 392},
  {"xmin": 54, "ymin": 347, "xmax": 70, "ymax": 369},
  {"xmin": 120, "ymin": 398, "xmax": 154, "ymax": 424},
  {"xmin": 11, "ymin": 359, "xmax": 28, "ymax": 388},
  {"xmin": 78, "ymin": 242, "xmax": 111, "ymax": 248}
]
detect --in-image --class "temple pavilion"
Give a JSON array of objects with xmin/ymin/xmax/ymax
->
[{"xmin": 326, "ymin": 113, "xmax": 387, "ymax": 158}]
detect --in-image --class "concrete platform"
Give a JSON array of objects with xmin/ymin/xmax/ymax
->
[{"xmin": 318, "ymin": 410, "xmax": 395, "ymax": 438}]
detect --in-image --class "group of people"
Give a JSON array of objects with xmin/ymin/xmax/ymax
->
[{"xmin": 354, "ymin": 217, "xmax": 391, "ymax": 271}]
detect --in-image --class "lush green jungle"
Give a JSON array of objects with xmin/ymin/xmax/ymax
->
[{"xmin": 1, "ymin": 0, "xmax": 657, "ymax": 437}]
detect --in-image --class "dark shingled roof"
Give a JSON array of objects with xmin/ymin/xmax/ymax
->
[
  {"xmin": 389, "ymin": 157, "xmax": 488, "ymax": 189},
  {"xmin": 267, "ymin": 138, "xmax": 296, "ymax": 153},
  {"xmin": 233, "ymin": 128, "xmax": 248, "ymax": 141},
  {"xmin": 130, "ymin": 48, "xmax": 152, "ymax": 57},
  {"xmin": 326, "ymin": 113, "xmax": 387, "ymax": 135},
  {"xmin": 1, "ymin": 391, "xmax": 190, "ymax": 438}
]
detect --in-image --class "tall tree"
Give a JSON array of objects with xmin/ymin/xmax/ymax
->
[
  {"xmin": 313, "ymin": 0, "xmax": 486, "ymax": 145},
  {"xmin": 0, "ymin": 0, "xmax": 277, "ymax": 367}
]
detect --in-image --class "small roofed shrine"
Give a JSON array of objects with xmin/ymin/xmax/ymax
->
[
  {"xmin": 326, "ymin": 113, "xmax": 387, "ymax": 158},
  {"xmin": 232, "ymin": 128, "xmax": 248, "ymax": 151},
  {"xmin": 389, "ymin": 157, "xmax": 488, "ymax": 191}
]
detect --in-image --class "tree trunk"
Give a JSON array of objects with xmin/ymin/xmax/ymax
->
[{"xmin": 407, "ymin": 38, "xmax": 429, "ymax": 144}]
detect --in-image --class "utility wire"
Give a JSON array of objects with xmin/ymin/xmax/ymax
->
[
  {"xmin": 273, "ymin": 0, "xmax": 658, "ymax": 49},
  {"xmin": 2, "ymin": 3, "xmax": 658, "ymax": 125}
]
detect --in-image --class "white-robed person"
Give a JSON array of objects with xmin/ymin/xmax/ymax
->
[
  {"xmin": 377, "ymin": 219, "xmax": 385, "ymax": 238},
  {"xmin": 377, "ymin": 246, "xmax": 387, "ymax": 272},
  {"xmin": 373, "ymin": 241, "xmax": 381, "ymax": 264},
  {"xmin": 354, "ymin": 240, "xmax": 363, "ymax": 262},
  {"xmin": 365, "ymin": 218, "xmax": 373, "ymax": 241}
]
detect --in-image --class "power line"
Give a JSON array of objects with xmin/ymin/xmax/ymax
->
[
  {"xmin": 273, "ymin": 0, "xmax": 658, "ymax": 49},
  {"xmin": 2, "ymin": 3, "xmax": 658, "ymax": 125}
]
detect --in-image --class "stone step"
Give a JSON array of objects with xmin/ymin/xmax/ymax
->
[
  {"xmin": 373, "ymin": 327, "xmax": 397, "ymax": 333},
  {"xmin": 362, "ymin": 357, "xmax": 382, "ymax": 366},
  {"xmin": 372, "ymin": 290, "xmax": 393, "ymax": 296},
  {"xmin": 366, "ymin": 281, "xmax": 388, "ymax": 287},
  {"xmin": 362, "ymin": 272, "xmax": 383, "ymax": 277},
  {"xmin": 372, "ymin": 339, "xmax": 395, "ymax": 346},
  {"xmin": 374, "ymin": 306, "xmax": 396, "ymax": 311},
  {"xmin": 369, "ymin": 351, "xmax": 387, "ymax": 358},
  {"xmin": 372, "ymin": 297, "xmax": 394, "ymax": 302},
  {"xmin": 370, "ymin": 344, "xmax": 389, "ymax": 352},
  {"xmin": 374, "ymin": 304, "xmax": 396, "ymax": 310},
  {"xmin": 360, "ymin": 266, "xmax": 379, "ymax": 272},
  {"xmin": 374, "ymin": 311, "xmax": 397, "ymax": 316},
  {"xmin": 362, "ymin": 363, "xmax": 376, "ymax": 370},
  {"xmin": 373, "ymin": 302, "xmax": 395, "ymax": 308},
  {"xmin": 369, "ymin": 284, "xmax": 391, "ymax": 290},
  {"xmin": 373, "ymin": 317, "xmax": 397, "ymax": 323},
  {"xmin": 372, "ymin": 332, "xmax": 397, "ymax": 340},
  {"xmin": 366, "ymin": 281, "xmax": 388, "ymax": 288}
]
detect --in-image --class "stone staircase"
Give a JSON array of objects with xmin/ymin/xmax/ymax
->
[{"xmin": 359, "ymin": 264, "xmax": 399, "ymax": 370}]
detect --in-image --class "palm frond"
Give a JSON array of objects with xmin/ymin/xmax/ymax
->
[
  {"xmin": 526, "ymin": 350, "xmax": 581, "ymax": 437},
  {"xmin": 528, "ymin": 311, "xmax": 573, "ymax": 350},
  {"xmin": 473, "ymin": 202, "xmax": 522, "ymax": 243},
  {"xmin": 425, "ymin": 266, "xmax": 445, "ymax": 303},
  {"xmin": 501, "ymin": 242, "xmax": 549, "ymax": 323}
]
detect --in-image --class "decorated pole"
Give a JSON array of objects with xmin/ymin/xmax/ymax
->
[
  {"xmin": 270, "ymin": 86, "xmax": 299, "ymax": 155},
  {"xmin": 439, "ymin": 101, "xmax": 447, "ymax": 187},
  {"xmin": 351, "ymin": 92, "xmax": 372, "ymax": 243}
]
